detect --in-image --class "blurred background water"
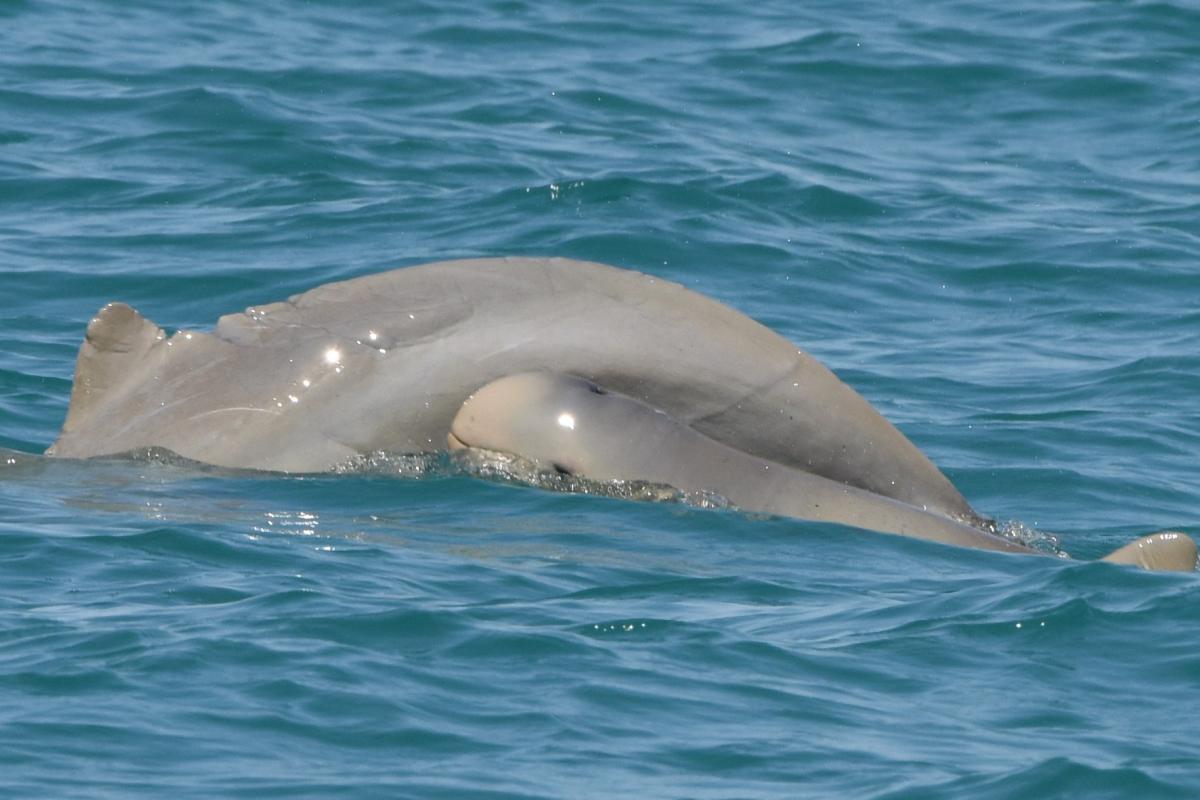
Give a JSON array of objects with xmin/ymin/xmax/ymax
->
[{"xmin": 1, "ymin": 0, "xmax": 1198, "ymax": 797}]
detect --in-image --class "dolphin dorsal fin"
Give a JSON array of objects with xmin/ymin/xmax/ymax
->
[
  {"xmin": 1101, "ymin": 531, "xmax": 1198, "ymax": 572},
  {"xmin": 60, "ymin": 302, "xmax": 166, "ymax": 433}
]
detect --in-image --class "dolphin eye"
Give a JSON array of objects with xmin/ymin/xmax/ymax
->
[
  {"xmin": 552, "ymin": 462, "xmax": 574, "ymax": 476},
  {"xmin": 587, "ymin": 382, "xmax": 606, "ymax": 395}
]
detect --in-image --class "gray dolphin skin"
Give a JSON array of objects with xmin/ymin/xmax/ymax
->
[
  {"xmin": 449, "ymin": 372, "xmax": 1032, "ymax": 554},
  {"xmin": 448, "ymin": 372, "xmax": 1196, "ymax": 569},
  {"xmin": 48, "ymin": 257, "xmax": 1196, "ymax": 570}
]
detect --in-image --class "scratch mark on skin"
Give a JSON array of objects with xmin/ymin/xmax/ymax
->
[{"xmin": 187, "ymin": 407, "xmax": 282, "ymax": 422}]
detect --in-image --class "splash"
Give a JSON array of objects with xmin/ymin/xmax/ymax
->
[
  {"xmin": 331, "ymin": 450, "xmax": 450, "ymax": 478},
  {"xmin": 988, "ymin": 517, "xmax": 1071, "ymax": 558},
  {"xmin": 447, "ymin": 447, "xmax": 733, "ymax": 511}
]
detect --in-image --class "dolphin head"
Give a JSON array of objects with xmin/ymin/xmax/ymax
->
[{"xmin": 448, "ymin": 372, "xmax": 636, "ymax": 477}]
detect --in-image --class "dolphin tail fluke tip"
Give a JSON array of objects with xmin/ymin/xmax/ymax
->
[{"xmin": 1100, "ymin": 531, "xmax": 1198, "ymax": 572}]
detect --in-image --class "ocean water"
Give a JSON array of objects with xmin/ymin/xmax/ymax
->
[{"xmin": 2, "ymin": 0, "xmax": 1198, "ymax": 796}]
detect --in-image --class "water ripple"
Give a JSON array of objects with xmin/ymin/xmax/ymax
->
[{"xmin": 1, "ymin": 0, "xmax": 1198, "ymax": 796}]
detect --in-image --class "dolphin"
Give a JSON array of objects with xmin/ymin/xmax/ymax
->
[
  {"xmin": 47, "ymin": 258, "xmax": 970, "ymax": 512},
  {"xmin": 46, "ymin": 257, "xmax": 1196, "ymax": 570},
  {"xmin": 448, "ymin": 372, "xmax": 1196, "ymax": 570},
  {"xmin": 448, "ymin": 372, "xmax": 1031, "ymax": 554}
]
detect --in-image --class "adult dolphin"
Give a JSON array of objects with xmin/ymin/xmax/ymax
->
[
  {"xmin": 46, "ymin": 257, "xmax": 1196, "ymax": 570},
  {"xmin": 47, "ymin": 257, "xmax": 969, "ymax": 513}
]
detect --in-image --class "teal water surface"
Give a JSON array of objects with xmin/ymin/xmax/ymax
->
[{"xmin": 2, "ymin": 1, "xmax": 1198, "ymax": 797}]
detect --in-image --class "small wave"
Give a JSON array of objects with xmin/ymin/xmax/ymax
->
[
  {"xmin": 331, "ymin": 450, "xmax": 450, "ymax": 478},
  {"xmin": 448, "ymin": 447, "xmax": 733, "ymax": 511},
  {"xmin": 896, "ymin": 756, "xmax": 1193, "ymax": 800}
]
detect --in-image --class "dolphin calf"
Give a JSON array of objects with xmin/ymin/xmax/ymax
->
[
  {"xmin": 47, "ymin": 257, "xmax": 1196, "ymax": 570},
  {"xmin": 448, "ymin": 372, "xmax": 1196, "ymax": 570},
  {"xmin": 448, "ymin": 372, "xmax": 1032, "ymax": 554}
]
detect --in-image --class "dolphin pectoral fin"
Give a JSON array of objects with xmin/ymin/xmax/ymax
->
[{"xmin": 1100, "ymin": 531, "xmax": 1197, "ymax": 572}]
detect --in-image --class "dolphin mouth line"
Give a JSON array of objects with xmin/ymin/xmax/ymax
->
[{"xmin": 446, "ymin": 430, "xmax": 468, "ymax": 451}]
